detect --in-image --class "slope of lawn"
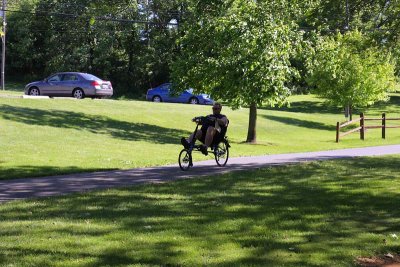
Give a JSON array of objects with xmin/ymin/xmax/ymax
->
[
  {"xmin": 0, "ymin": 82, "xmax": 25, "ymax": 96},
  {"xmin": 1, "ymin": 90, "xmax": 400, "ymax": 180},
  {"xmin": 0, "ymin": 156, "xmax": 399, "ymax": 266}
]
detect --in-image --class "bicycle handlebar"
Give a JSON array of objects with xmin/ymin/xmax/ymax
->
[
  {"xmin": 192, "ymin": 115, "xmax": 216, "ymax": 124},
  {"xmin": 192, "ymin": 116, "xmax": 203, "ymax": 122}
]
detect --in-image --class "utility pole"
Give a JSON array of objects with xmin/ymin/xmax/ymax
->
[
  {"xmin": 146, "ymin": 0, "xmax": 150, "ymax": 47},
  {"xmin": 1, "ymin": 0, "xmax": 6, "ymax": 91}
]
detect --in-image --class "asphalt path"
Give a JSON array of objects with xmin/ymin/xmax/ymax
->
[{"xmin": 1, "ymin": 144, "xmax": 400, "ymax": 203}]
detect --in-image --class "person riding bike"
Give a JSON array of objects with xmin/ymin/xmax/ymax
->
[{"xmin": 181, "ymin": 102, "xmax": 229, "ymax": 155}]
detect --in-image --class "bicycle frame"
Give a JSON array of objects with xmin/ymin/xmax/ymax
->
[
  {"xmin": 178, "ymin": 116, "xmax": 230, "ymax": 170},
  {"xmin": 185, "ymin": 119, "xmax": 202, "ymax": 167}
]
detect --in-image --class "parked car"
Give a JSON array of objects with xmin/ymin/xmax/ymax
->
[
  {"xmin": 146, "ymin": 83, "xmax": 214, "ymax": 105},
  {"xmin": 24, "ymin": 72, "xmax": 113, "ymax": 99}
]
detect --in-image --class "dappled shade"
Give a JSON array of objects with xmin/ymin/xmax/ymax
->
[
  {"xmin": 0, "ymin": 105, "xmax": 190, "ymax": 144},
  {"xmin": 262, "ymin": 115, "xmax": 335, "ymax": 131},
  {"xmin": 0, "ymin": 157, "xmax": 399, "ymax": 265},
  {"xmin": 263, "ymin": 100, "xmax": 340, "ymax": 114}
]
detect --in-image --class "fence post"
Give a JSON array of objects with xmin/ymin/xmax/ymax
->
[
  {"xmin": 336, "ymin": 122, "xmax": 340, "ymax": 143},
  {"xmin": 382, "ymin": 113, "xmax": 386, "ymax": 139},
  {"xmin": 360, "ymin": 113, "xmax": 365, "ymax": 140}
]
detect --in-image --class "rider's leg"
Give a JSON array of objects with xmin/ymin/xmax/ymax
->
[
  {"xmin": 188, "ymin": 129, "xmax": 202, "ymax": 143},
  {"xmin": 204, "ymin": 126, "xmax": 217, "ymax": 148}
]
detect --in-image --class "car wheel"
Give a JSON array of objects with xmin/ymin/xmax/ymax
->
[
  {"xmin": 29, "ymin": 87, "xmax": 40, "ymax": 96},
  {"xmin": 189, "ymin": 97, "xmax": 199, "ymax": 104},
  {"xmin": 152, "ymin": 95, "xmax": 162, "ymax": 102},
  {"xmin": 73, "ymin": 89, "xmax": 85, "ymax": 99}
]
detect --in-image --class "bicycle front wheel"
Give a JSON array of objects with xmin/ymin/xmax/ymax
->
[{"xmin": 179, "ymin": 149, "xmax": 192, "ymax": 171}]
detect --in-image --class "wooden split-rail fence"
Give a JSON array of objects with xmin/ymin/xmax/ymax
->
[{"xmin": 336, "ymin": 113, "xmax": 400, "ymax": 142}]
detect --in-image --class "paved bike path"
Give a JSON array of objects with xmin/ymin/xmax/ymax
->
[{"xmin": 1, "ymin": 144, "xmax": 400, "ymax": 203}]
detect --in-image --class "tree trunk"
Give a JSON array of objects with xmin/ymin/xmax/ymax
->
[
  {"xmin": 344, "ymin": 105, "xmax": 349, "ymax": 120},
  {"xmin": 246, "ymin": 102, "xmax": 257, "ymax": 143},
  {"xmin": 349, "ymin": 104, "xmax": 353, "ymax": 121},
  {"xmin": 344, "ymin": 104, "xmax": 353, "ymax": 121}
]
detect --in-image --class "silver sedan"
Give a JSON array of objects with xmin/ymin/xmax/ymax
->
[{"xmin": 24, "ymin": 72, "xmax": 113, "ymax": 99}]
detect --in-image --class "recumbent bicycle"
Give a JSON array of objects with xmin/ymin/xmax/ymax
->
[{"xmin": 178, "ymin": 116, "xmax": 230, "ymax": 171}]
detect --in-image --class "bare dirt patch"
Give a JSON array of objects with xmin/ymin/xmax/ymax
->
[{"xmin": 356, "ymin": 253, "xmax": 400, "ymax": 267}]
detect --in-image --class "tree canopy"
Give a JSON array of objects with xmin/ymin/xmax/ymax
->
[
  {"xmin": 6, "ymin": 0, "xmax": 400, "ymax": 96},
  {"xmin": 172, "ymin": 0, "xmax": 303, "ymax": 142},
  {"xmin": 306, "ymin": 30, "xmax": 396, "ymax": 120},
  {"xmin": 7, "ymin": 0, "xmax": 185, "ymax": 95}
]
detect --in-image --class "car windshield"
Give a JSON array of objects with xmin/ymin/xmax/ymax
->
[
  {"xmin": 160, "ymin": 83, "xmax": 171, "ymax": 90},
  {"xmin": 186, "ymin": 88, "xmax": 193, "ymax": 94},
  {"xmin": 80, "ymin": 73, "xmax": 102, "ymax": 81}
]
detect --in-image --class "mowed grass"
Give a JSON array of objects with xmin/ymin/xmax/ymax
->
[
  {"xmin": 0, "ymin": 156, "xmax": 399, "ymax": 266},
  {"xmin": 1, "ymin": 90, "xmax": 400, "ymax": 179}
]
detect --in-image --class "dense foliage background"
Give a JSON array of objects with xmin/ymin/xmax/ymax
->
[
  {"xmin": 4, "ymin": 0, "xmax": 400, "ymax": 99},
  {"xmin": 6, "ymin": 0, "xmax": 186, "ymax": 97}
]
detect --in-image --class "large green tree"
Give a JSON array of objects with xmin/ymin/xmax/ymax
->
[
  {"xmin": 172, "ymin": 0, "xmax": 302, "ymax": 143},
  {"xmin": 306, "ymin": 30, "xmax": 396, "ymax": 120}
]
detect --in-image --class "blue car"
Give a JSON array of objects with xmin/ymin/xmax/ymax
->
[{"xmin": 146, "ymin": 83, "xmax": 214, "ymax": 105}]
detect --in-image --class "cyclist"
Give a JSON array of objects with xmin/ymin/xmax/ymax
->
[{"xmin": 181, "ymin": 102, "xmax": 229, "ymax": 155}]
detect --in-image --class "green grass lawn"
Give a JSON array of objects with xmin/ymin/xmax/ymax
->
[
  {"xmin": 1, "ymin": 90, "xmax": 400, "ymax": 180},
  {"xmin": 0, "ymin": 156, "xmax": 399, "ymax": 266}
]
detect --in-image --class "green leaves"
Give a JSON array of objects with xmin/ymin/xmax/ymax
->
[
  {"xmin": 306, "ymin": 30, "xmax": 396, "ymax": 112},
  {"xmin": 172, "ymin": 0, "xmax": 301, "ymax": 109},
  {"xmin": 7, "ymin": 0, "xmax": 185, "ymax": 95},
  {"xmin": 89, "ymin": 16, "xmax": 96, "ymax": 26},
  {"xmin": 171, "ymin": 0, "xmax": 306, "ymax": 142}
]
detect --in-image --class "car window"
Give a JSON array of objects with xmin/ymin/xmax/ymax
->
[
  {"xmin": 80, "ymin": 73, "xmax": 102, "ymax": 81},
  {"xmin": 62, "ymin": 74, "xmax": 78, "ymax": 81},
  {"xmin": 161, "ymin": 84, "xmax": 171, "ymax": 90},
  {"xmin": 48, "ymin": 74, "xmax": 62, "ymax": 82}
]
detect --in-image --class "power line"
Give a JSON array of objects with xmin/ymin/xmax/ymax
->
[
  {"xmin": 4, "ymin": 2, "xmax": 182, "ymax": 14},
  {"xmin": 4, "ymin": 8, "xmax": 179, "ymax": 26}
]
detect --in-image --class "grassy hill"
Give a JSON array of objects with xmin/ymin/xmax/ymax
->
[
  {"xmin": 1, "ymin": 87, "xmax": 400, "ymax": 266},
  {"xmin": 1, "ymin": 89, "xmax": 400, "ymax": 180}
]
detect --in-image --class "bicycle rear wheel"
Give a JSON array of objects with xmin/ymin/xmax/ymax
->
[
  {"xmin": 214, "ymin": 140, "xmax": 229, "ymax": 167},
  {"xmin": 179, "ymin": 149, "xmax": 192, "ymax": 171}
]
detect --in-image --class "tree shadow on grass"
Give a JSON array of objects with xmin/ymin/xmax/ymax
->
[
  {"xmin": 0, "ymin": 165, "xmax": 109, "ymax": 180},
  {"xmin": 262, "ymin": 114, "xmax": 336, "ymax": 131},
  {"xmin": 262, "ymin": 95, "xmax": 400, "ymax": 115},
  {"xmin": 261, "ymin": 100, "xmax": 341, "ymax": 114},
  {"xmin": 4, "ymin": 81, "xmax": 25, "ymax": 92},
  {"xmin": 0, "ymin": 105, "xmax": 190, "ymax": 144},
  {"xmin": 369, "ymin": 95, "xmax": 400, "ymax": 113},
  {"xmin": 0, "ymin": 157, "xmax": 399, "ymax": 265}
]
